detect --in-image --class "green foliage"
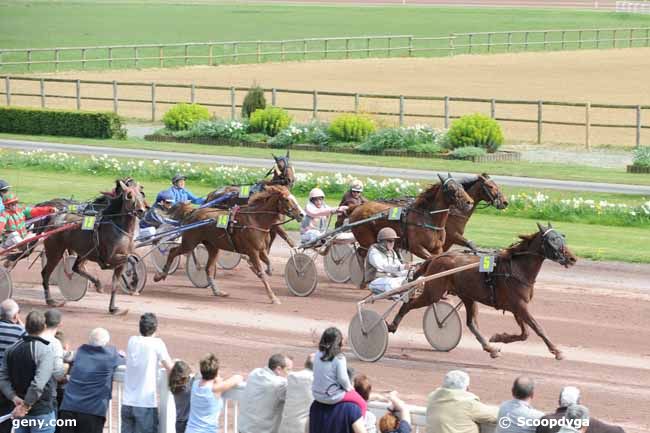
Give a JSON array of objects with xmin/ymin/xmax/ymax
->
[
  {"xmin": 359, "ymin": 125, "xmax": 445, "ymax": 153},
  {"xmin": 249, "ymin": 106, "xmax": 292, "ymax": 137},
  {"xmin": 241, "ymin": 86, "xmax": 267, "ymax": 118},
  {"xmin": 162, "ymin": 103, "xmax": 210, "ymax": 131},
  {"xmin": 328, "ymin": 114, "xmax": 376, "ymax": 142},
  {"xmin": 449, "ymin": 146, "xmax": 487, "ymax": 160},
  {"xmin": 0, "ymin": 106, "xmax": 125, "ymax": 139},
  {"xmin": 632, "ymin": 147, "xmax": 650, "ymax": 167},
  {"xmin": 446, "ymin": 114, "xmax": 504, "ymax": 153}
]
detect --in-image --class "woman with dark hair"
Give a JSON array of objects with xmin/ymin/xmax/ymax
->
[
  {"xmin": 312, "ymin": 327, "xmax": 367, "ymax": 414},
  {"xmin": 169, "ymin": 360, "xmax": 193, "ymax": 433}
]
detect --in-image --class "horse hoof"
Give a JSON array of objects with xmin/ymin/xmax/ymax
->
[
  {"xmin": 554, "ymin": 351, "xmax": 564, "ymax": 361},
  {"xmin": 271, "ymin": 297, "xmax": 282, "ymax": 305},
  {"xmin": 153, "ymin": 274, "xmax": 164, "ymax": 282},
  {"xmin": 489, "ymin": 351, "xmax": 501, "ymax": 359},
  {"xmin": 266, "ymin": 269, "xmax": 273, "ymax": 277},
  {"xmin": 46, "ymin": 299, "xmax": 65, "ymax": 308},
  {"xmin": 95, "ymin": 285, "xmax": 104, "ymax": 294},
  {"xmin": 213, "ymin": 290, "xmax": 230, "ymax": 298},
  {"xmin": 109, "ymin": 308, "xmax": 129, "ymax": 316},
  {"xmin": 387, "ymin": 324, "xmax": 397, "ymax": 334}
]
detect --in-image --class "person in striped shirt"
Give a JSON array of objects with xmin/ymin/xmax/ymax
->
[
  {"xmin": 0, "ymin": 180, "xmax": 10, "ymax": 215},
  {"xmin": 0, "ymin": 193, "xmax": 57, "ymax": 246}
]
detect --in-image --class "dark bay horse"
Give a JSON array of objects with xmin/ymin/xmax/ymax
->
[
  {"xmin": 41, "ymin": 180, "xmax": 147, "ymax": 314},
  {"xmin": 348, "ymin": 174, "xmax": 474, "ymax": 260},
  {"xmin": 153, "ymin": 185, "xmax": 304, "ymax": 304},
  {"xmin": 444, "ymin": 174, "xmax": 508, "ymax": 251},
  {"xmin": 388, "ymin": 223, "xmax": 577, "ymax": 360}
]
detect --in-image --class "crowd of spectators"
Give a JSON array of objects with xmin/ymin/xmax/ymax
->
[{"xmin": 0, "ymin": 302, "xmax": 628, "ymax": 433}]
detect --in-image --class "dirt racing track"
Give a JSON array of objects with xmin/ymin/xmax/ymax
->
[{"xmin": 7, "ymin": 238, "xmax": 650, "ymax": 433}]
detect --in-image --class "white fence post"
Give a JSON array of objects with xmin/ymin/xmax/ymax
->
[
  {"xmin": 151, "ymin": 82, "xmax": 156, "ymax": 122},
  {"xmin": 312, "ymin": 90, "xmax": 318, "ymax": 119},
  {"xmin": 230, "ymin": 86, "xmax": 236, "ymax": 119},
  {"xmin": 399, "ymin": 95, "xmax": 405, "ymax": 126},
  {"xmin": 76, "ymin": 79, "xmax": 81, "ymax": 110},
  {"xmin": 444, "ymin": 96, "xmax": 450, "ymax": 128},
  {"xmin": 537, "ymin": 100, "xmax": 543, "ymax": 144},
  {"xmin": 4, "ymin": 77, "xmax": 10, "ymax": 106},
  {"xmin": 272, "ymin": 88, "xmax": 277, "ymax": 106},
  {"xmin": 113, "ymin": 80, "xmax": 118, "ymax": 114},
  {"xmin": 636, "ymin": 105, "xmax": 642, "ymax": 148},
  {"xmin": 40, "ymin": 78, "xmax": 45, "ymax": 108}
]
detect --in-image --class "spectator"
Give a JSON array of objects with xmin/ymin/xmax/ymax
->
[
  {"xmin": 122, "ymin": 313, "xmax": 173, "ymax": 433},
  {"xmin": 238, "ymin": 353, "xmax": 293, "ymax": 433},
  {"xmin": 425, "ymin": 370, "xmax": 498, "ymax": 433},
  {"xmin": 42, "ymin": 310, "xmax": 67, "ymax": 405},
  {"xmin": 308, "ymin": 400, "xmax": 367, "ymax": 433},
  {"xmin": 279, "ymin": 354, "xmax": 314, "ymax": 433},
  {"xmin": 0, "ymin": 310, "xmax": 57, "ymax": 433},
  {"xmin": 354, "ymin": 374, "xmax": 376, "ymax": 433},
  {"xmin": 0, "ymin": 299, "xmax": 24, "ymax": 433},
  {"xmin": 379, "ymin": 392, "xmax": 412, "ymax": 433},
  {"xmin": 312, "ymin": 327, "xmax": 367, "ymax": 414},
  {"xmin": 54, "ymin": 330, "xmax": 73, "ymax": 412},
  {"xmin": 558, "ymin": 405, "xmax": 590, "ymax": 433},
  {"xmin": 59, "ymin": 328, "xmax": 124, "ymax": 433},
  {"xmin": 185, "ymin": 353, "xmax": 242, "ymax": 433},
  {"xmin": 497, "ymin": 376, "xmax": 544, "ymax": 433},
  {"xmin": 536, "ymin": 387, "xmax": 624, "ymax": 433},
  {"xmin": 169, "ymin": 360, "xmax": 193, "ymax": 433}
]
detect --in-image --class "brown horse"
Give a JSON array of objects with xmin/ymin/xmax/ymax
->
[
  {"xmin": 444, "ymin": 174, "xmax": 508, "ymax": 251},
  {"xmin": 153, "ymin": 185, "xmax": 304, "ymax": 304},
  {"xmin": 348, "ymin": 174, "xmax": 474, "ymax": 261},
  {"xmin": 41, "ymin": 180, "xmax": 147, "ymax": 314},
  {"xmin": 388, "ymin": 223, "xmax": 577, "ymax": 360}
]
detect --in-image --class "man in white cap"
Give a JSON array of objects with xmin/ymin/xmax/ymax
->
[
  {"xmin": 365, "ymin": 227, "xmax": 413, "ymax": 295},
  {"xmin": 299, "ymin": 188, "xmax": 347, "ymax": 245}
]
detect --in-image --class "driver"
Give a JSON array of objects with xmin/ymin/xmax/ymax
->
[
  {"xmin": 140, "ymin": 190, "xmax": 179, "ymax": 232},
  {"xmin": 156, "ymin": 174, "xmax": 204, "ymax": 205},
  {"xmin": 0, "ymin": 193, "xmax": 57, "ymax": 249},
  {"xmin": 365, "ymin": 228, "xmax": 413, "ymax": 295},
  {"xmin": 0, "ymin": 179, "xmax": 10, "ymax": 214},
  {"xmin": 300, "ymin": 188, "xmax": 347, "ymax": 245}
]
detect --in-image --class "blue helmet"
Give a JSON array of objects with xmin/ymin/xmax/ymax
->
[{"xmin": 158, "ymin": 190, "xmax": 174, "ymax": 203}]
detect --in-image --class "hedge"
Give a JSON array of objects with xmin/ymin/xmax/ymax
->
[{"xmin": 0, "ymin": 106, "xmax": 126, "ymax": 139}]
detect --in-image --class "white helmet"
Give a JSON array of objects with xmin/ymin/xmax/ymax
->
[
  {"xmin": 309, "ymin": 188, "xmax": 325, "ymax": 200},
  {"xmin": 350, "ymin": 180, "xmax": 364, "ymax": 192},
  {"xmin": 377, "ymin": 227, "xmax": 399, "ymax": 242}
]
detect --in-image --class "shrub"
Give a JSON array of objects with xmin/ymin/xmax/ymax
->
[
  {"xmin": 242, "ymin": 86, "xmax": 266, "ymax": 118},
  {"xmin": 0, "ymin": 106, "xmax": 126, "ymax": 139},
  {"xmin": 249, "ymin": 106, "xmax": 292, "ymax": 136},
  {"xmin": 162, "ymin": 103, "xmax": 210, "ymax": 131},
  {"xmin": 449, "ymin": 146, "xmax": 487, "ymax": 160},
  {"xmin": 358, "ymin": 125, "xmax": 445, "ymax": 153},
  {"xmin": 633, "ymin": 147, "xmax": 650, "ymax": 167},
  {"xmin": 408, "ymin": 142, "xmax": 443, "ymax": 154},
  {"xmin": 328, "ymin": 114, "xmax": 376, "ymax": 142},
  {"xmin": 188, "ymin": 119, "xmax": 248, "ymax": 140},
  {"xmin": 446, "ymin": 114, "xmax": 504, "ymax": 153},
  {"xmin": 269, "ymin": 125, "xmax": 307, "ymax": 147}
]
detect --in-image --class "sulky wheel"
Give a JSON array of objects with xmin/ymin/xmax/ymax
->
[
  {"xmin": 150, "ymin": 242, "xmax": 181, "ymax": 275},
  {"xmin": 422, "ymin": 301, "xmax": 463, "ymax": 352},
  {"xmin": 348, "ymin": 251, "xmax": 365, "ymax": 289},
  {"xmin": 119, "ymin": 254, "xmax": 147, "ymax": 295},
  {"xmin": 284, "ymin": 252, "xmax": 318, "ymax": 297},
  {"xmin": 217, "ymin": 250, "xmax": 241, "ymax": 270},
  {"xmin": 57, "ymin": 256, "xmax": 89, "ymax": 302},
  {"xmin": 0, "ymin": 268, "xmax": 13, "ymax": 302},
  {"xmin": 324, "ymin": 244, "xmax": 354, "ymax": 283},
  {"xmin": 348, "ymin": 309, "xmax": 389, "ymax": 362},
  {"xmin": 186, "ymin": 244, "xmax": 214, "ymax": 289}
]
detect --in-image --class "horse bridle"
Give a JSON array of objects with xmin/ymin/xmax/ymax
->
[{"xmin": 480, "ymin": 181, "xmax": 501, "ymax": 208}]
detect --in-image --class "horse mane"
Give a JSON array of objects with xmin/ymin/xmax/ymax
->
[
  {"xmin": 458, "ymin": 173, "xmax": 490, "ymax": 191},
  {"xmin": 501, "ymin": 232, "xmax": 539, "ymax": 259},
  {"xmin": 413, "ymin": 183, "xmax": 442, "ymax": 208},
  {"xmin": 168, "ymin": 202, "xmax": 196, "ymax": 221},
  {"xmin": 248, "ymin": 185, "xmax": 288, "ymax": 207}
]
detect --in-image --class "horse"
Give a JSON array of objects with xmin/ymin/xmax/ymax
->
[
  {"xmin": 387, "ymin": 223, "xmax": 577, "ymax": 360},
  {"xmin": 348, "ymin": 174, "xmax": 474, "ymax": 261},
  {"xmin": 41, "ymin": 180, "xmax": 147, "ymax": 314},
  {"xmin": 153, "ymin": 185, "xmax": 304, "ymax": 305},
  {"xmin": 443, "ymin": 174, "xmax": 508, "ymax": 251}
]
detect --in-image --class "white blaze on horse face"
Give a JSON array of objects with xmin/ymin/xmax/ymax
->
[{"xmin": 288, "ymin": 194, "xmax": 304, "ymax": 216}]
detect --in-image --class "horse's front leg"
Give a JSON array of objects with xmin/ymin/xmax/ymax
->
[
  {"xmin": 273, "ymin": 226, "xmax": 295, "ymax": 249},
  {"xmin": 41, "ymin": 247, "xmax": 65, "ymax": 307},
  {"xmin": 108, "ymin": 257, "xmax": 130, "ymax": 316},
  {"xmin": 72, "ymin": 257, "xmax": 103, "ymax": 293},
  {"xmin": 205, "ymin": 245, "xmax": 229, "ymax": 298},
  {"xmin": 248, "ymin": 250, "xmax": 280, "ymax": 305},
  {"xmin": 516, "ymin": 301, "xmax": 563, "ymax": 360},
  {"xmin": 260, "ymin": 249, "xmax": 272, "ymax": 276}
]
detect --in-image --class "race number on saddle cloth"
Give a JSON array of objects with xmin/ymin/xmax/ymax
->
[
  {"xmin": 365, "ymin": 228, "xmax": 409, "ymax": 295},
  {"xmin": 0, "ymin": 192, "xmax": 57, "ymax": 246},
  {"xmin": 155, "ymin": 173, "xmax": 205, "ymax": 206},
  {"xmin": 300, "ymin": 188, "xmax": 349, "ymax": 245}
]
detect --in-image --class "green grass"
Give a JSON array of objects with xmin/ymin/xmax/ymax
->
[
  {"xmin": 4, "ymin": 166, "xmax": 648, "ymax": 263},
  {"xmin": 2, "ymin": 132, "xmax": 648, "ymax": 186},
  {"xmin": 1, "ymin": 2, "xmax": 650, "ymax": 72}
]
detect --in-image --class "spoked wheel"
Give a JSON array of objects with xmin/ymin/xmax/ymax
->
[
  {"xmin": 217, "ymin": 250, "xmax": 241, "ymax": 270},
  {"xmin": 348, "ymin": 309, "xmax": 389, "ymax": 362},
  {"xmin": 57, "ymin": 256, "xmax": 89, "ymax": 302},
  {"xmin": 186, "ymin": 244, "xmax": 215, "ymax": 289},
  {"xmin": 348, "ymin": 251, "xmax": 365, "ymax": 289},
  {"xmin": 284, "ymin": 252, "xmax": 318, "ymax": 297},
  {"xmin": 150, "ymin": 242, "xmax": 180, "ymax": 275},
  {"xmin": 324, "ymin": 244, "xmax": 354, "ymax": 283},
  {"xmin": 119, "ymin": 254, "xmax": 147, "ymax": 295},
  {"xmin": 422, "ymin": 301, "xmax": 463, "ymax": 352},
  {"xmin": 0, "ymin": 268, "xmax": 13, "ymax": 302}
]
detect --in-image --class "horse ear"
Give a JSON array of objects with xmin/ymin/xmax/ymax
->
[
  {"xmin": 118, "ymin": 180, "xmax": 128, "ymax": 191},
  {"xmin": 537, "ymin": 222, "xmax": 545, "ymax": 233},
  {"xmin": 448, "ymin": 172, "xmax": 452, "ymax": 179},
  {"xmin": 437, "ymin": 173, "xmax": 444, "ymax": 183},
  {"xmin": 548, "ymin": 221, "xmax": 553, "ymax": 228}
]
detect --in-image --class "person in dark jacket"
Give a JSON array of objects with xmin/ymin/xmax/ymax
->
[
  {"xmin": 59, "ymin": 328, "xmax": 124, "ymax": 433},
  {"xmin": 335, "ymin": 180, "xmax": 368, "ymax": 228},
  {"xmin": 536, "ymin": 387, "xmax": 625, "ymax": 433},
  {"xmin": 0, "ymin": 299, "xmax": 25, "ymax": 433},
  {"xmin": 0, "ymin": 310, "xmax": 57, "ymax": 433}
]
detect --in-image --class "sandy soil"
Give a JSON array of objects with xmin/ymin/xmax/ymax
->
[
  {"xmin": 13, "ymin": 48, "xmax": 650, "ymax": 147},
  {"xmin": 7, "ymin": 238, "xmax": 650, "ymax": 433}
]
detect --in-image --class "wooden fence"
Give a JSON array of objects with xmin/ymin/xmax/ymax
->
[
  {"xmin": 1, "ymin": 27, "xmax": 649, "ymax": 73},
  {"xmin": 1, "ymin": 76, "xmax": 647, "ymax": 148}
]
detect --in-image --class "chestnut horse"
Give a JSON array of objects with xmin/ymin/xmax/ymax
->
[
  {"xmin": 153, "ymin": 185, "xmax": 304, "ymax": 304},
  {"xmin": 388, "ymin": 223, "xmax": 577, "ymax": 360},
  {"xmin": 41, "ymin": 180, "xmax": 147, "ymax": 314},
  {"xmin": 444, "ymin": 174, "xmax": 508, "ymax": 251},
  {"xmin": 348, "ymin": 174, "xmax": 474, "ymax": 261}
]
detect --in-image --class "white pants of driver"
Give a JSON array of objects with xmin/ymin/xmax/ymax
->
[
  {"xmin": 368, "ymin": 275, "xmax": 408, "ymax": 295},
  {"xmin": 300, "ymin": 230, "xmax": 355, "ymax": 245}
]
